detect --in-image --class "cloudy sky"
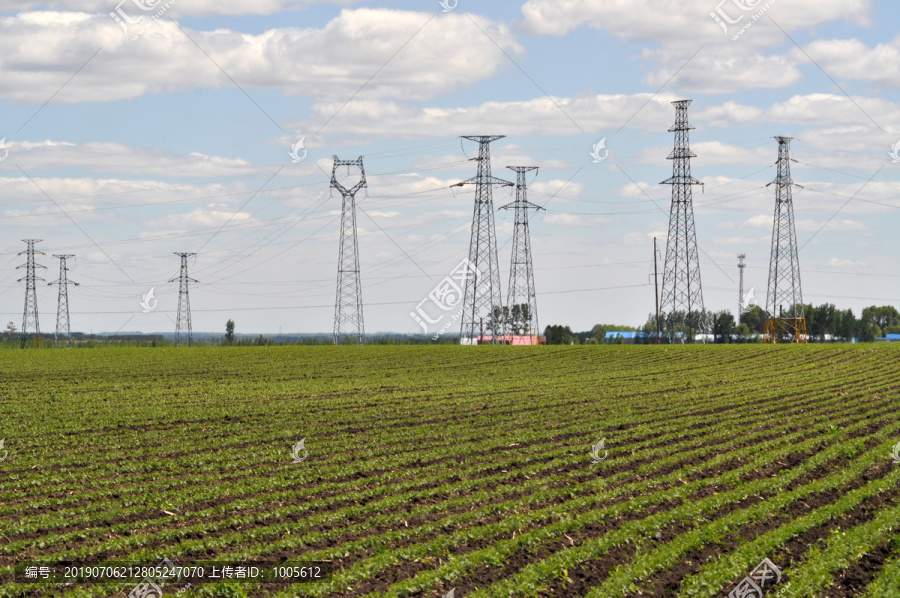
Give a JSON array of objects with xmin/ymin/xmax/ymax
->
[{"xmin": 1, "ymin": 0, "xmax": 899, "ymax": 336}]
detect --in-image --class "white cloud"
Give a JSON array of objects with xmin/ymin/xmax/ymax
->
[
  {"xmin": 0, "ymin": 9, "xmax": 521, "ymax": 105},
  {"xmin": 531, "ymin": 180, "xmax": 586, "ymax": 199},
  {"xmin": 795, "ymin": 218, "xmax": 866, "ymax": 232},
  {"xmin": 519, "ymin": 0, "xmax": 870, "ymax": 42},
  {"xmin": 764, "ymin": 94, "xmax": 894, "ymax": 129},
  {"xmin": 291, "ymin": 93, "xmax": 679, "ymax": 138},
  {"xmin": 644, "ymin": 48, "xmax": 802, "ymax": 95},
  {"xmin": 543, "ymin": 212, "xmax": 611, "ymax": 226},
  {"xmin": 1, "ymin": 0, "xmax": 359, "ymax": 17},
  {"xmin": 742, "ymin": 214, "xmax": 771, "ymax": 228},
  {"xmin": 623, "ymin": 230, "xmax": 660, "ymax": 245},
  {"xmin": 148, "ymin": 205, "xmax": 253, "ymax": 231},
  {"xmin": 696, "ymin": 101, "xmax": 765, "ymax": 127},
  {"xmin": 517, "ymin": 1, "xmax": 872, "ymax": 96},
  {"xmin": 829, "ymin": 257, "xmax": 865, "ymax": 267},
  {"xmin": 0, "ymin": 140, "xmax": 265, "ymax": 178},
  {"xmin": 710, "ymin": 235, "xmax": 768, "ymax": 245},
  {"xmin": 801, "ymin": 36, "xmax": 900, "ymax": 89},
  {"xmin": 635, "ymin": 140, "xmax": 772, "ymax": 167}
]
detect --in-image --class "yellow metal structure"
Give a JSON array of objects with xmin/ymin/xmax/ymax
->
[{"xmin": 764, "ymin": 317, "xmax": 807, "ymax": 344}]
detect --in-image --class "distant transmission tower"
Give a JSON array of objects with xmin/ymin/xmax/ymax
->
[
  {"xmin": 764, "ymin": 136, "xmax": 807, "ymax": 343},
  {"xmin": 737, "ymin": 254, "xmax": 746, "ymax": 317},
  {"xmin": 331, "ymin": 156, "xmax": 366, "ymax": 345},
  {"xmin": 17, "ymin": 239, "xmax": 46, "ymax": 349},
  {"xmin": 501, "ymin": 166, "xmax": 543, "ymax": 342},
  {"xmin": 660, "ymin": 100, "xmax": 705, "ymax": 340},
  {"xmin": 49, "ymin": 255, "xmax": 78, "ymax": 348},
  {"xmin": 455, "ymin": 136, "xmax": 512, "ymax": 344},
  {"xmin": 170, "ymin": 253, "xmax": 198, "ymax": 346}
]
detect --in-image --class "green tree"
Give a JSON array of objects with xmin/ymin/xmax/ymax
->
[
  {"xmin": 740, "ymin": 305, "xmax": 766, "ymax": 334},
  {"xmin": 544, "ymin": 325, "xmax": 574, "ymax": 345},
  {"xmin": 507, "ymin": 304, "xmax": 533, "ymax": 335},
  {"xmin": 225, "ymin": 319, "xmax": 235, "ymax": 345},
  {"xmin": 861, "ymin": 305, "xmax": 900, "ymax": 338},
  {"xmin": 858, "ymin": 322, "xmax": 879, "ymax": 343},
  {"xmin": 713, "ymin": 310, "xmax": 736, "ymax": 343},
  {"xmin": 834, "ymin": 309, "xmax": 858, "ymax": 341},
  {"xmin": 808, "ymin": 303, "xmax": 836, "ymax": 342},
  {"xmin": 488, "ymin": 305, "xmax": 510, "ymax": 336}
]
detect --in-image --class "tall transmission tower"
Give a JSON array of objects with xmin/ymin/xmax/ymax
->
[
  {"xmin": 17, "ymin": 239, "xmax": 46, "ymax": 349},
  {"xmin": 501, "ymin": 166, "xmax": 543, "ymax": 342},
  {"xmin": 737, "ymin": 254, "xmax": 746, "ymax": 317},
  {"xmin": 660, "ymin": 100, "xmax": 705, "ymax": 340},
  {"xmin": 331, "ymin": 156, "xmax": 366, "ymax": 345},
  {"xmin": 764, "ymin": 136, "xmax": 807, "ymax": 343},
  {"xmin": 454, "ymin": 136, "xmax": 512, "ymax": 344},
  {"xmin": 49, "ymin": 255, "xmax": 78, "ymax": 348},
  {"xmin": 170, "ymin": 253, "xmax": 198, "ymax": 346}
]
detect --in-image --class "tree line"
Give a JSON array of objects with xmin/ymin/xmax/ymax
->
[{"xmin": 543, "ymin": 304, "xmax": 900, "ymax": 344}]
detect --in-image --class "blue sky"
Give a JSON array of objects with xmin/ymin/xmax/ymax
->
[{"xmin": 1, "ymin": 0, "xmax": 899, "ymax": 336}]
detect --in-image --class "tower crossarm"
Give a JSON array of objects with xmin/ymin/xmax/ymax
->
[
  {"xmin": 330, "ymin": 156, "xmax": 367, "ymax": 197},
  {"xmin": 660, "ymin": 175, "xmax": 704, "ymax": 186},
  {"xmin": 454, "ymin": 176, "xmax": 514, "ymax": 188}
]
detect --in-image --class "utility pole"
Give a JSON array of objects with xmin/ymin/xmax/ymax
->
[
  {"xmin": 501, "ymin": 166, "xmax": 543, "ymax": 344},
  {"xmin": 49, "ymin": 255, "xmax": 78, "ymax": 348},
  {"xmin": 455, "ymin": 136, "xmax": 513, "ymax": 345},
  {"xmin": 331, "ymin": 156, "xmax": 367, "ymax": 345},
  {"xmin": 170, "ymin": 253, "xmax": 198, "ymax": 346},
  {"xmin": 764, "ymin": 137, "xmax": 806, "ymax": 343},
  {"xmin": 738, "ymin": 253, "xmax": 746, "ymax": 319},
  {"xmin": 654, "ymin": 237, "xmax": 660, "ymax": 344},
  {"xmin": 17, "ymin": 239, "xmax": 46, "ymax": 349},
  {"xmin": 660, "ymin": 100, "xmax": 705, "ymax": 342}
]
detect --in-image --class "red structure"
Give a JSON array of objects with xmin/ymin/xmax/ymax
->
[{"xmin": 473, "ymin": 335, "xmax": 546, "ymax": 345}]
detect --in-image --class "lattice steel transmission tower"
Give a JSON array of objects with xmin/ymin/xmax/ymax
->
[
  {"xmin": 660, "ymin": 100, "xmax": 705, "ymax": 340},
  {"xmin": 501, "ymin": 166, "xmax": 543, "ymax": 342},
  {"xmin": 331, "ymin": 156, "xmax": 366, "ymax": 345},
  {"xmin": 454, "ymin": 136, "xmax": 512, "ymax": 344},
  {"xmin": 170, "ymin": 253, "xmax": 198, "ymax": 346},
  {"xmin": 17, "ymin": 239, "xmax": 46, "ymax": 349},
  {"xmin": 738, "ymin": 254, "xmax": 746, "ymax": 317},
  {"xmin": 764, "ymin": 137, "xmax": 807, "ymax": 343},
  {"xmin": 49, "ymin": 255, "xmax": 78, "ymax": 348}
]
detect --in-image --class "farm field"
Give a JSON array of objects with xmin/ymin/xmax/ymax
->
[{"xmin": 1, "ymin": 345, "xmax": 900, "ymax": 598}]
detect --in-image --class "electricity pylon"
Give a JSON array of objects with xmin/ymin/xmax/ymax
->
[
  {"xmin": 49, "ymin": 254, "xmax": 78, "ymax": 348},
  {"xmin": 332, "ymin": 156, "xmax": 366, "ymax": 345},
  {"xmin": 764, "ymin": 136, "xmax": 807, "ymax": 343},
  {"xmin": 501, "ymin": 166, "xmax": 543, "ymax": 342},
  {"xmin": 17, "ymin": 239, "xmax": 46, "ymax": 349},
  {"xmin": 660, "ymin": 100, "xmax": 705, "ymax": 341},
  {"xmin": 170, "ymin": 253, "xmax": 198, "ymax": 346},
  {"xmin": 454, "ymin": 136, "xmax": 512, "ymax": 344}
]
